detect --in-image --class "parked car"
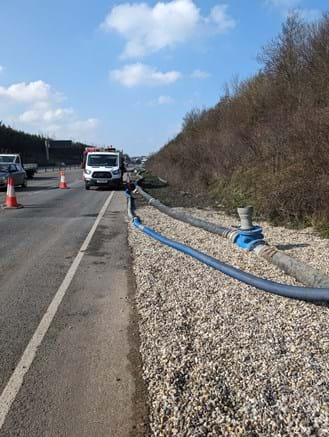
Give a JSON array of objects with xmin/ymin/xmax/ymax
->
[
  {"xmin": 0, "ymin": 164, "xmax": 27, "ymax": 189},
  {"xmin": 0, "ymin": 154, "xmax": 38, "ymax": 178}
]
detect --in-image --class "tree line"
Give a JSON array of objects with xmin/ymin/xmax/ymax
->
[
  {"xmin": 147, "ymin": 12, "xmax": 329, "ymax": 236},
  {"xmin": 0, "ymin": 122, "xmax": 88, "ymax": 165}
]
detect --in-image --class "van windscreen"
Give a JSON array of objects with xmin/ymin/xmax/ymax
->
[
  {"xmin": 87, "ymin": 154, "xmax": 118, "ymax": 167},
  {"xmin": 0, "ymin": 156, "xmax": 15, "ymax": 163}
]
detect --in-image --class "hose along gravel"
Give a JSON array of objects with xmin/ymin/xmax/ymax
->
[
  {"xmin": 127, "ymin": 191, "xmax": 329, "ymax": 303},
  {"xmin": 134, "ymin": 184, "xmax": 229, "ymax": 237},
  {"xmin": 134, "ymin": 182, "xmax": 329, "ymax": 289}
]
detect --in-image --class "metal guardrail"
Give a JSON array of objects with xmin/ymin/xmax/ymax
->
[{"xmin": 37, "ymin": 165, "xmax": 81, "ymax": 173}]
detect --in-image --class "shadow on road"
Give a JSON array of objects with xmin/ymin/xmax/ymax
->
[
  {"xmin": 17, "ymin": 186, "xmax": 59, "ymax": 192},
  {"xmin": 93, "ymin": 185, "xmax": 126, "ymax": 192},
  {"xmin": 18, "ymin": 205, "xmax": 52, "ymax": 209},
  {"xmin": 30, "ymin": 176, "xmax": 58, "ymax": 182}
]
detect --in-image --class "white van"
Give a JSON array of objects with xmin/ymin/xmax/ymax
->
[{"xmin": 83, "ymin": 151, "xmax": 123, "ymax": 190}]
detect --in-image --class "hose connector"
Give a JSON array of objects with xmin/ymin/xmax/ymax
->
[
  {"xmin": 133, "ymin": 216, "xmax": 144, "ymax": 230},
  {"xmin": 234, "ymin": 226, "xmax": 265, "ymax": 250},
  {"xmin": 237, "ymin": 206, "xmax": 254, "ymax": 230},
  {"xmin": 235, "ymin": 206, "xmax": 265, "ymax": 250}
]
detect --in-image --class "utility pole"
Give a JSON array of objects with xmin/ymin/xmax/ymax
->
[{"xmin": 45, "ymin": 139, "xmax": 50, "ymax": 161}]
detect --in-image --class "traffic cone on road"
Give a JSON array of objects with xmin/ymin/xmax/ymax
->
[
  {"xmin": 3, "ymin": 177, "xmax": 23, "ymax": 209},
  {"xmin": 59, "ymin": 170, "xmax": 68, "ymax": 189}
]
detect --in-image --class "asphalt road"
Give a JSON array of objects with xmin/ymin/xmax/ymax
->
[{"xmin": 0, "ymin": 169, "xmax": 148, "ymax": 436}]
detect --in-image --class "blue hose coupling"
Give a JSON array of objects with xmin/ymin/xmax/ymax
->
[
  {"xmin": 233, "ymin": 226, "xmax": 265, "ymax": 251},
  {"xmin": 133, "ymin": 217, "xmax": 142, "ymax": 228}
]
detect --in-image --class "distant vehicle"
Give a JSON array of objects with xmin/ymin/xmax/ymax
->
[
  {"xmin": 81, "ymin": 147, "xmax": 125, "ymax": 190},
  {"xmin": 0, "ymin": 163, "xmax": 27, "ymax": 189},
  {"xmin": 0, "ymin": 154, "xmax": 38, "ymax": 179}
]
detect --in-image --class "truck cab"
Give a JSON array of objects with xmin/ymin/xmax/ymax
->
[
  {"xmin": 0, "ymin": 154, "xmax": 37, "ymax": 178},
  {"xmin": 83, "ymin": 148, "xmax": 124, "ymax": 190},
  {"xmin": 0, "ymin": 154, "xmax": 23, "ymax": 169}
]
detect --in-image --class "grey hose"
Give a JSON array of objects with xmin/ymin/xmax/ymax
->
[
  {"xmin": 135, "ymin": 185, "xmax": 230, "ymax": 236},
  {"xmin": 127, "ymin": 191, "xmax": 329, "ymax": 303},
  {"xmin": 257, "ymin": 246, "xmax": 329, "ymax": 287},
  {"xmin": 127, "ymin": 194, "xmax": 134, "ymax": 220},
  {"xmin": 135, "ymin": 182, "xmax": 329, "ymax": 288}
]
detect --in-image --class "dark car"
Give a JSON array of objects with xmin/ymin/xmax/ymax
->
[{"xmin": 0, "ymin": 163, "xmax": 27, "ymax": 189}]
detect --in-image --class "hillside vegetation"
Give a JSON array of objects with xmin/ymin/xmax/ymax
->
[
  {"xmin": 147, "ymin": 13, "xmax": 329, "ymax": 235},
  {"xmin": 0, "ymin": 122, "xmax": 86, "ymax": 165}
]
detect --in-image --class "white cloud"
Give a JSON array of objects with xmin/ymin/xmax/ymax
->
[
  {"xmin": 158, "ymin": 95, "xmax": 174, "ymax": 105},
  {"xmin": 0, "ymin": 66, "xmax": 4, "ymax": 73},
  {"xmin": 0, "ymin": 80, "xmax": 62, "ymax": 103},
  {"xmin": 207, "ymin": 5, "xmax": 236, "ymax": 33},
  {"xmin": 70, "ymin": 118, "xmax": 99, "ymax": 131},
  {"xmin": 191, "ymin": 69, "xmax": 210, "ymax": 79},
  {"xmin": 266, "ymin": 0, "xmax": 321, "ymax": 20},
  {"xmin": 267, "ymin": 0, "xmax": 300, "ymax": 8},
  {"xmin": 0, "ymin": 79, "xmax": 99, "ymax": 142},
  {"xmin": 19, "ymin": 106, "xmax": 74, "ymax": 123},
  {"xmin": 101, "ymin": 0, "xmax": 236, "ymax": 58},
  {"xmin": 149, "ymin": 95, "xmax": 174, "ymax": 105},
  {"xmin": 40, "ymin": 118, "xmax": 100, "ymax": 142},
  {"xmin": 44, "ymin": 108, "xmax": 75, "ymax": 122},
  {"xmin": 298, "ymin": 8, "xmax": 322, "ymax": 21},
  {"xmin": 109, "ymin": 63, "xmax": 182, "ymax": 87}
]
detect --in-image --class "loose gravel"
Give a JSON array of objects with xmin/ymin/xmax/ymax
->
[{"xmin": 128, "ymin": 202, "xmax": 329, "ymax": 436}]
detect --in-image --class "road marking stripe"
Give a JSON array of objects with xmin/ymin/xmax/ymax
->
[{"xmin": 0, "ymin": 190, "xmax": 115, "ymax": 429}]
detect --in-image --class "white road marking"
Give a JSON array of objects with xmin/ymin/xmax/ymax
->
[{"xmin": 0, "ymin": 191, "xmax": 115, "ymax": 429}]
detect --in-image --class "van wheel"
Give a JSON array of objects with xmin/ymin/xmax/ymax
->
[
  {"xmin": 85, "ymin": 183, "xmax": 90, "ymax": 190},
  {"xmin": 22, "ymin": 178, "xmax": 27, "ymax": 188}
]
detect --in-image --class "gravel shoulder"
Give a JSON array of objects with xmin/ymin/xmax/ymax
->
[{"xmin": 128, "ymin": 200, "xmax": 329, "ymax": 436}]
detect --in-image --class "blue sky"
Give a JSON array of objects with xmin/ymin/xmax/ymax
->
[{"xmin": 0, "ymin": 0, "xmax": 327, "ymax": 156}]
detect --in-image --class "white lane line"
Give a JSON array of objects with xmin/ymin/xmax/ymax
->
[{"xmin": 0, "ymin": 190, "xmax": 115, "ymax": 429}]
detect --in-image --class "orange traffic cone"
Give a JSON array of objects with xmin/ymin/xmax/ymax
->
[
  {"xmin": 3, "ymin": 177, "xmax": 23, "ymax": 209},
  {"xmin": 59, "ymin": 170, "xmax": 68, "ymax": 189}
]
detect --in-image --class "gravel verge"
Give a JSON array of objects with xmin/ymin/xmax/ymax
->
[{"xmin": 128, "ymin": 202, "xmax": 329, "ymax": 436}]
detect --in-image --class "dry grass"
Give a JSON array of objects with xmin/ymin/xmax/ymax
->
[{"xmin": 148, "ymin": 12, "xmax": 329, "ymax": 232}]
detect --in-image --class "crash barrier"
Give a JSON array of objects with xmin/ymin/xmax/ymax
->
[
  {"xmin": 134, "ymin": 182, "xmax": 329, "ymax": 289},
  {"xmin": 3, "ymin": 177, "xmax": 23, "ymax": 209},
  {"xmin": 38, "ymin": 165, "xmax": 81, "ymax": 173}
]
